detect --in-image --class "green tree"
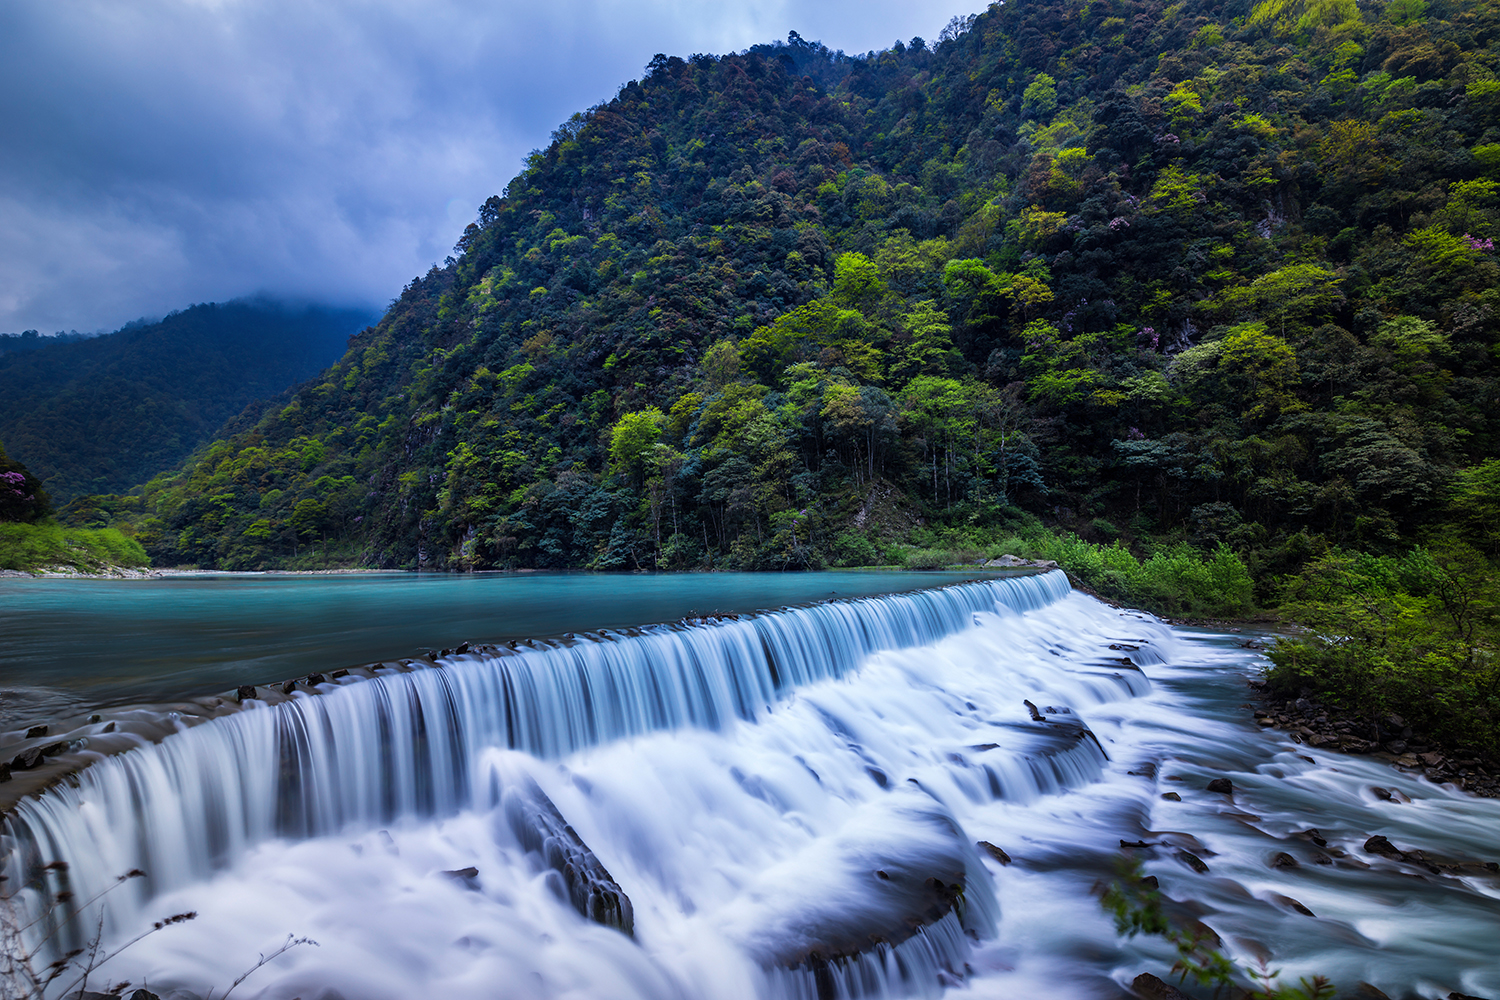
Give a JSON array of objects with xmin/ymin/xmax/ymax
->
[{"xmin": 609, "ymin": 408, "xmax": 665, "ymax": 484}]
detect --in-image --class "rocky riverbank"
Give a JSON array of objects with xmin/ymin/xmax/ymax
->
[{"xmin": 1248, "ymin": 678, "xmax": 1500, "ymax": 799}]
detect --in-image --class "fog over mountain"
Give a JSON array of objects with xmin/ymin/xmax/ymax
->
[{"xmin": 0, "ymin": 0, "xmax": 968, "ymax": 334}]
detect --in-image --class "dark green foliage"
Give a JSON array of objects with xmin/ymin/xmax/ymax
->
[
  {"xmin": 1266, "ymin": 536, "xmax": 1500, "ymax": 749},
  {"xmin": 0, "ymin": 300, "xmax": 373, "ymax": 503},
  {"xmin": 79, "ymin": 0, "xmax": 1500, "ymax": 582},
  {"xmin": 0, "ymin": 440, "xmax": 50, "ymax": 524}
]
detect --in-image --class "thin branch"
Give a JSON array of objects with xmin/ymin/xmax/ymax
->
[
  {"xmin": 207, "ymin": 934, "xmax": 318, "ymax": 1000},
  {"xmin": 50, "ymin": 913, "xmax": 196, "ymax": 1000}
]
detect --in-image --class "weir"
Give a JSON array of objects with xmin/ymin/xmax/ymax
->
[
  {"xmin": 2, "ymin": 574, "xmax": 1086, "ymax": 960},
  {"xmin": 6, "ymin": 573, "xmax": 1499, "ymax": 999}
]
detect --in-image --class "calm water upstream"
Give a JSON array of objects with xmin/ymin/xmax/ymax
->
[
  {"xmin": 0, "ymin": 570, "xmax": 990, "ymax": 721},
  {"xmin": 2, "ymin": 572, "xmax": 1498, "ymax": 1000}
]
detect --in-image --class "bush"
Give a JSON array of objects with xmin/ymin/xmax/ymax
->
[
  {"xmin": 0, "ymin": 522, "xmax": 149, "ymax": 572},
  {"xmin": 986, "ymin": 531, "xmax": 1254, "ymax": 617},
  {"xmin": 1264, "ymin": 543, "xmax": 1500, "ymax": 749},
  {"xmin": 831, "ymin": 529, "xmax": 880, "ymax": 567}
]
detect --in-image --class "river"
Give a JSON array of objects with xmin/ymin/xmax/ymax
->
[{"xmin": 2, "ymin": 572, "xmax": 1497, "ymax": 1000}]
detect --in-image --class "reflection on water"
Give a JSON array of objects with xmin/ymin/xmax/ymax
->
[{"xmin": 0, "ymin": 571, "xmax": 993, "ymax": 711}]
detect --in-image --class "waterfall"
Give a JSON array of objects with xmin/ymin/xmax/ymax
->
[
  {"xmin": 2, "ymin": 574, "xmax": 1078, "ymax": 956},
  {"xmin": 6, "ymin": 572, "xmax": 1497, "ymax": 1000}
]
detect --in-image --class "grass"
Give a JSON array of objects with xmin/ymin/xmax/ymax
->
[
  {"xmin": 0, "ymin": 521, "xmax": 150, "ymax": 574},
  {"xmin": 882, "ymin": 527, "xmax": 1255, "ymax": 619}
]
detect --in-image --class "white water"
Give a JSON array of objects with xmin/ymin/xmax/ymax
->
[{"xmin": 5, "ymin": 573, "xmax": 1500, "ymax": 1000}]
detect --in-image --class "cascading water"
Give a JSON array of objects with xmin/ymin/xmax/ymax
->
[{"xmin": 4, "ymin": 571, "xmax": 1499, "ymax": 1000}]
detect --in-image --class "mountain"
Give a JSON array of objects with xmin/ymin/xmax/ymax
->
[
  {"xmin": 0, "ymin": 300, "xmax": 376, "ymax": 503},
  {"xmin": 99, "ymin": 0, "xmax": 1500, "ymax": 574}
]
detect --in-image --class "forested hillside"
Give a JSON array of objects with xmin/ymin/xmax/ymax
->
[
  {"xmin": 0, "ymin": 300, "xmax": 374, "ymax": 502},
  {"xmin": 96, "ymin": 0, "xmax": 1499, "ymax": 578}
]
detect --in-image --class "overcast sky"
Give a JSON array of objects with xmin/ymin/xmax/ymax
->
[{"xmin": 0, "ymin": 0, "xmax": 974, "ymax": 334}]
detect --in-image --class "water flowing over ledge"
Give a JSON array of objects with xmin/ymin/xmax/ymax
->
[{"xmin": 2, "ymin": 573, "xmax": 1073, "ymax": 941}]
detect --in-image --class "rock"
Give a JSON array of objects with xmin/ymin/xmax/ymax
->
[
  {"xmin": 1371, "ymin": 786, "xmax": 1392, "ymax": 801},
  {"xmin": 40, "ymin": 742, "xmax": 66, "ymax": 757},
  {"xmin": 0, "ymin": 762, "xmax": 10, "ymax": 783},
  {"xmin": 102, "ymin": 722, "xmax": 116, "ymax": 733},
  {"xmin": 1364, "ymin": 835, "xmax": 1403, "ymax": 858},
  {"xmin": 1349, "ymin": 985, "xmax": 1391, "ymax": 1000},
  {"xmin": 1139, "ymin": 875, "xmax": 1159, "ymax": 889},
  {"xmin": 456, "ymin": 642, "xmax": 470, "ymax": 654},
  {"xmin": 236, "ymin": 684, "xmax": 257, "ymax": 702},
  {"xmin": 88, "ymin": 714, "xmax": 101, "ymax": 723},
  {"xmin": 1024, "ymin": 700, "xmax": 1046, "ymax": 722},
  {"xmin": 1386, "ymin": 740, "xmax": 1408, "ymax": 754},
  {"xmin": 11, "ymin": 747, "xmax": 44, "ymax": 771},
  {"xmin": 1449, "ymin": 993, "xmax": 1494, "ymax": 1000},
  {"xmin": 1420, "ymin": 752, "xmax": 1446, "ymax": 768},
  {"xmin": 305, "ymin": 672, "xmax": 326, "ymax": 686},
  {"xmin": 281, "ymin": 680, "xmax": 297, "ymax": 695},
  {"xmin": 1133, "ymin": 972, "xmax": 1195, "ymax": 1000},
  {"xmin": 977, "ymin": 841, "xmax": 1011, "ymax": 865},
  {"xmin": 1206, "ymin": 777, "xmax": 1234, "ymax": 794},
  {"xmin": 1270, "ymin": 852, "xmax": 1299, "ymax": 869},
  {"xmin": 1175, "ymin": 850, "xmax": 1209, "ymax": 873},
  {"xmin": 1272, "ymin": 893, "xmax": 1315, "ymax": 916},
  {"xmin": 1121, "ymin": 839, "xmax": 1151, "ymax": 849},
  {"xmin": 25, "ymin": 725, "xmax": 47, "ymax": 739},
  {"xmin": 331, "ymin": 669, "xmax": 349, "ymax": 679},
  {"xmin": 1161, "ymin": 791, "xmax": 1182, "ymax": 801},
  {"xmin": 129, "ymin": 991, "xmax": 162, "ymax": 1000},
  {"xmin": 501, "ymin": 770, "xmax": 634, "ymax": 935}
]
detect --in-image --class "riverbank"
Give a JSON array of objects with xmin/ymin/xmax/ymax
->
[{"xmin": 1249, "ymin": 680, "xmax": 1500, "ymax": 799}]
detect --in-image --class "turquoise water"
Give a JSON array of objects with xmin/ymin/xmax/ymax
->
[{"xmin": 0, "ymin": 570, "xmax": 997, "ymax": 714}]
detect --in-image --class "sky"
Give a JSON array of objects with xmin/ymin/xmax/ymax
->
[{"xmin": 0, "ymin": 0, "xmax": 976, "ymax": 335}]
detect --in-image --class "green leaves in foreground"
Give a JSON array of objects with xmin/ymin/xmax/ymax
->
[{"xmin": 1102, "ymin": 856, "xmax": 1336, "ymax": 1000}]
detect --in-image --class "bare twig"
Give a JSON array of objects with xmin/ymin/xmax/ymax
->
[
  {"xmin": 51, "ymin": 912, "xmax": 196, "ymax": 1000},
  {"xmin": 207, "ymin": 934, "xmax": 318, "ymax": 1000}
]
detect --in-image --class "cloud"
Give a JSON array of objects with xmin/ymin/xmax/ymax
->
[{"xmin": 0, "ymin": 0, "xmax": 971, "ymax": 333}]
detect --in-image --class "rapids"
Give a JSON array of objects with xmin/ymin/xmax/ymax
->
[{"xmin": 3, "ymin": 573, "xmax": 1498, "ymax": 1000}]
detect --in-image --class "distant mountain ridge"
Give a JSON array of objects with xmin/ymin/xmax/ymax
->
[
  {"xmin": 0, "ymin": 300, "xmax": 376, "ymax": 502},
  {"xmin": 85, "ymin": 0, "xmax": 1500, "ymax": 574}
]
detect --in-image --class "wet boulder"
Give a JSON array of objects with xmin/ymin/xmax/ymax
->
[
  {"xmin": 236, "ymin": 684, "xmax": 257, "ymax": 702},
  {"xmin": 25, "ymin": 725, "xmax": 48, "ymax": 738},
  {"xmin": 977, "ymin": 841, "xmax": 1011, "ymax": 864},
  {"xmin": 1205, "ymin": 777, "xmax": 1234, "ymax": 794},
  {"xmin": 1364, "ymin": 835, "xmax": 1403, "ymax": 858},
  {"xmin": 11, "ymin": 747, "xmax": 45, "ymax": 771},
  {"xmin": 1270, "ymin": 852, "xmax": 1299, "ymax": 869},
  {"xmin": 1133, "ymin": 972, "xmax": 1194, "ymax": 1000}
]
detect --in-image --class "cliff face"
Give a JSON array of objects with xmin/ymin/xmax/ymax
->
[{"xmin": 102, "ymin": 0, "xmax": 1500, "ymax": 571}]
